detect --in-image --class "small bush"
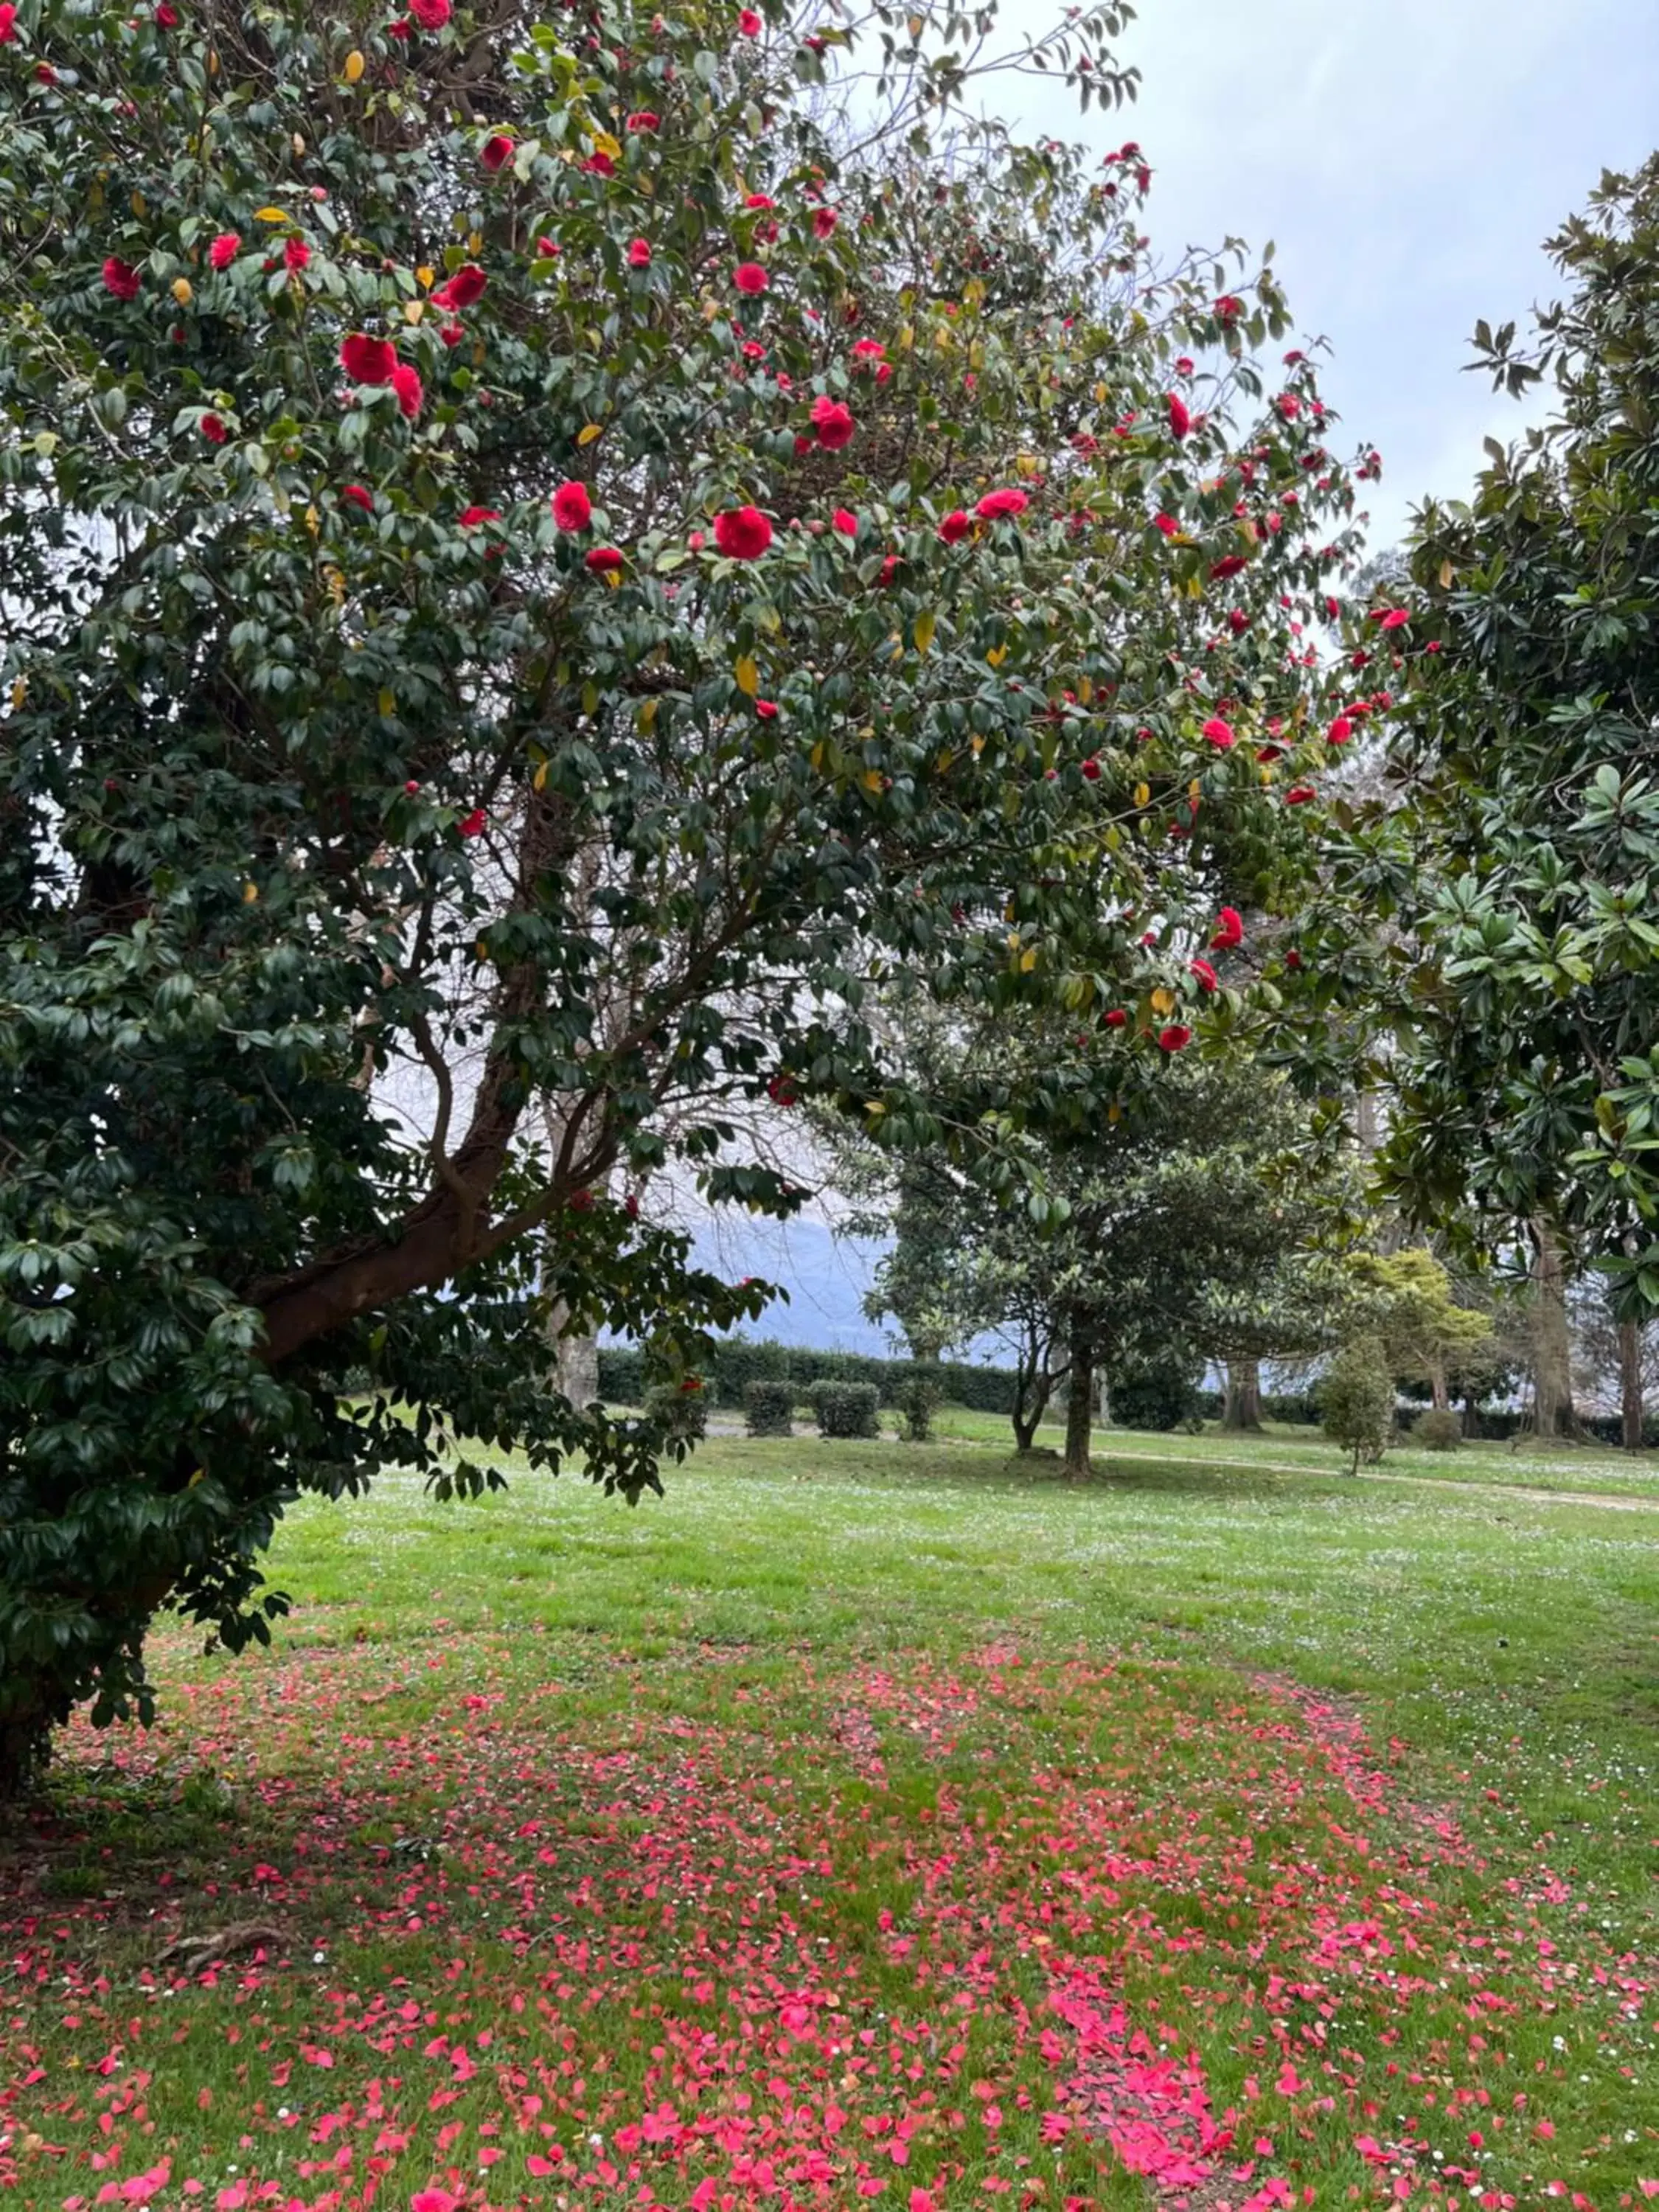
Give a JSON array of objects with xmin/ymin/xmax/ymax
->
[
  {"xmin": 1411, "ymin": 1406, "xmax": 1464, "ymax": 1453},
  {"xmin": 1320, "ymin": 1337, "xmax": 1394, "ymax": 1472},
  {"xmin": 744, "ymin": 1380, "xmax": 796, "ymax": 1439},
  {"xmin": 1106, "ymin": 1356, "xmax": 1204, "ymax": 1433},
  {"xmin": 809, "ymin": 1381, "xmax": 882, "ymax": 1439},
  {"xmin": 897, "ymin": 1373, "xmax": 942, "ymax": 1442},
  {"xmin": 645, "ymin": 1380, "xmax": 708, "ymax": 1440}
]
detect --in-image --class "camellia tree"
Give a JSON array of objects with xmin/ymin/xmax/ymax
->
[
  {"xmin": 0, "ymin": 0, "xmax": 1376, "ymax": 1787},
  {"xmin": 1383, "ymin": 157, "xmax": 1659, "ymax": 1332}
]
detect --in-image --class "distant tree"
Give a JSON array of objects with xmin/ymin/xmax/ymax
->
[
  {"xmin": 1319, "ymin": 1336, "xmax": 1394, "ymax": 1474},
  {"xmin": 1348, "ymin": 1248, "xmax": 1493, "ymax": 1413}
]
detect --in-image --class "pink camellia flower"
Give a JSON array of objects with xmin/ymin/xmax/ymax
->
[
  {"xmin": 810, "ymin": 394, "xmax": 855, "ymax": 450},
  {"xmin": 1209, "ymin": 553, "xmax": 1246, "ymax": 580},
  {"xmin": 408, "ymin": 0, "xmax": 451, "ymax": 24},
  {"xmin": 341, "ymin": 484, "xmax": 373, "ymax": 512},
  {"xmin": 1167, "ymin": 392, "xmax": 1192, "ymax": 439},
  {"xmin": 627, "ymin": 237, "xmax": 652, "ymax": 268},
  {"xmin": 480, "ymin": 132, "xmax": 514, "ymax": 172},
  {"xmin": 459, "ymin": 505, "xmax": 501, "ymax": 527},
  {"xmin": 584, "ymin": 545, "xmax": 625, "ymax": 573},
  {"xmin": 754, "ymin": 699, "xmax": 779, "ymax": 720},
  {"xmin": 738, "ymin": 6, "xmax": 761, "ymax": 30},
  {"xmin": 430, "ymin": 263, "xmax": 486, "ymax": 310},
  {"xmin": 732, "ymin": 261, "xmax": 768, "ymax": 295},
  {"xmin": 626, "ymin": 109, "xmax": 660, "ymax": 131},
  {"xmin": 390, "ymin": 361, "xmax": 423, "ymax": 419},
  {"xmin": 812, "ymin": 206, "xmax": 838, "ymax": 239},
  {"xmin": 687, "ymin": 529, "xmax": 706, "ymax": 551},
  {"xmin": 1103, "ymin": 1008, "xmax": 1127, "ymax": 1029},
  {"xmin": 200, "ymin": 413, "xmax": 227, "ymax": 444},
  {"xmin": 1326, "ymin": 714, "xmax": 1353, "ymax": 746},
  {"xmin": 1153, "ymin": 513, "xmax": 1178, "ymax": 537},
  {"xmin": 1200, "ymin": 716, "xmax": 1236, "ymax": 750},
  {"xmin": 713, "ymin": 506, "xmax": 773, "ymax": 559},
  {"xmin": 537, "ymin": 234, "xmax": 559, "ymax": 257},
  {"xmin": 411, "ymin": 2187, "xmax": 463, "ymax": 2212},
  {"xmin": 1210, "ymin": 905, "xmax": 1243, "ymax": 950},
  {"xmin": 1189, "ymin": 956, "xmax": 1218, "ymax": 993},
  {"xmin": 102, "ymin": 257, "xmax": 142, "ymax": 301},
  {"xmin": 975, "ymin": 487, "xmax": 1029, "ymax": 521},
  {"xmin": 1158, "ymin": 1024, "xmax": 1193, "ymax": 1053},
  {"xmin": 551, "ymin": 481, "xmax": 592, "ymax": 532},
  {"xmin": 0, "ymin": 6, "xmax": 18, "ymax": 41},
  {"xmin": 938, "ymin": 510, "xmax": 971, "ymax": 543},
  {"xmin": 208, "ymin": 232, "xmax": 241, "ymax": 270},
  {"xmin": 1377, "ymin": 607, "xmax": 1411, "ymax": 629},
  {"xmin": 744, "ymin": 192, "xmax": 774, "ymax": 209},
  {"xmin": 1174, "ymin": 354, "xmax": 1194, "ymax": 376},
  {"xmin": 341, "ymin": 332, "xmax": 397, "ymax": 384},
  {"xmin": 284, "ymin": 237, "xmax": 309, "ymax": 273},
  {"xmin": 832, "ymin": 507, "xmax": 858, "ymax": 538},
  {"xmin": 851, "ymin": 338, "xmax": 885, "ymax": 361},
  {"xmin": 1284, "ymin": 784, "xmax": 1317, "ymax": 805}
]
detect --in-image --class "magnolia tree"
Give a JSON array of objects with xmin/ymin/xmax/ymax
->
[{"xmin": 0, "ymin": 0, "xmax": 1375, "ymax": 1787}]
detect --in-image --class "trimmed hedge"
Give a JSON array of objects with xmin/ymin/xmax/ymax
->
[
  {"xmin": 597, "ymin": 1336, "xmax": 1020, "ymax": 1413},
  {"xmin": 644, "ymin": 1381, "xmax": 708, "ymax": 1439},
  {"xmin": 810, "ymin": 1381, "xmax": 883, "ymax": 1439},
  {"xmin": 744, "ymin": 1380, "xmax": 796, "ymax": 1439}
]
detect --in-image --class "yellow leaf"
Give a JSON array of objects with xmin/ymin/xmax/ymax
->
[
  {"xmin": 970, "ymin": 734, "xmax": 985, "ymax": 755},
  {"xmin": 304, "ymin": 504, "xmax": 319, "ymax": 535},
  {"xmin": 1107, "ymin": 1101, "xmax": 1122, "ymax": 1124},
  {"xmin": 865, "ymin": 1099, "xmax": 886, "ymax": 1117},
  {"xmin": 9, "ymin": 675, "xmax": 26, "ymax": 709},
  {"xmin": 637, "ymin": 699, "xmax": 658, "ymax": 734},
  {"xmin": 172, "ymin": 276, "xmax": 192, "ymax": 305},
  {"xmin": 590, "ymin": 128, "xmax": 622, "ymax": 160},
  {"xmin": 863, "ymin": 768, "xmax": 885, "ymax": 793},
  {"xmin": 1093, "ymin": 380, "xmax": 1108, "ymax": 404},
  {"xmin": 403, "ymin": 299, "xmax": 425, "ymax": 324},
  {"xmin": 131, "ymin": 189, "xmax": 147, "ymax": 218},
  {"xmin": 810, "ymin": 742, "xmax": 825, "ymax": 771},
  {"xmin": 1020, "ymin": 947, "xmax": 1039, "ymax": 973},
  {"xmin": 254, "ymin": 206, "xmax": 288, "ymax": 223},
  {"xmin": 734, "ymin": 655, "xmax": 759, "ymax": 697},
  {"xmin": 325, "ymin": 566, "xmax": 346, "ymax": 605},
  {"xmin": 1015, "ymin": 452, "xmax": 1040, "ymax": 479},
  {"xmin": 913, "ymin": 608, "xmax": 936, "ymax": 654},
  {"xmin": 416, "ymin": 265, "xmax": 435, "ymax": 289},
  {"xmin": 1151, "ymin": 987, "xmax": 1176, "ymax": 1015},
  {"xmin": 187, "ymin": 1465, "xmax": 206, "ymax": 1486},
  {"xmin": 986, "ymin": 644, "xmax": 1006, "ymax": 668},
  {"xmin": 935, "ymin": 749, "xmax": 953, "ymax": 773},
  {"xmin": 344, "ymin": 47, "xmax": 365, "ymax": 80},
  {"xmin": 577, "ymin": 422, "xmax": 604, "ymax": 447},
  {"xmin": 1077, "ymin": 675, "xmax": 1093, "ymax": 704},
  {"xmin": 897, "ymin": 323, "xmax": 915, "ymax": 352},
  {"xmin": 1133, "ymin": 781, "xmax": 1150, "ymax": 807},
  {"xmin": 1186, "ymin": 574, "xmax": 1204, "ymax": 599},
  {"xmin": 292, "ymin": 133, "xmax": 305, "ymax": 158},
  {"xmin": 1439, "ymin": 558, "xmax": 1454, "ymax": 589},
  {"xmin": 241, "ymin": 883, "xmax": 258, "ymax": 905},
  {"xmin": 378, "ymin": 688, "xmax": 395, "ymax": 716},
  {"xmin": 1188, "ymin": 777, "xmax": 1200, "ymax": 801},
  {"xmin": 207, "ymin": 46, "xmax": 218, "ymax": 72},
  {"xmin": 962, "ymin": 277, "xmax": 986, "ymax": 310}
]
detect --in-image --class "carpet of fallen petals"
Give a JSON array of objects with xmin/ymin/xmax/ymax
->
[{"xmin": 3, "ymin": 1625, "xmax": 1653, "ymax": 2212}]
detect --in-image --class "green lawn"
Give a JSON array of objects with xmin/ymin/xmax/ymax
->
[{"xmin": 4, "ymin": 1430, "xmax": 1655, "ymax": 2212}]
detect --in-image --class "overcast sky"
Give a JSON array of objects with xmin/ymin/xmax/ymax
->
[{"xmin": 1004, "ymin": 0, "xmax": 1659, "ymax": 551}]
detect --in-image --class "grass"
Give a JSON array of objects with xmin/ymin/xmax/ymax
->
[{"xmin": 3, "ymin": 1427, "xmax": 1655, "ymax": 2212}]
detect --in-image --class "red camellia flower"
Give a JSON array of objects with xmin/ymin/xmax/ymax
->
[
  {"xmin": 340, "ymin": 332, "xmax": 397, "ymax": 384},
  {"xmin": 744, "ymin": 192, "xmax": 774, "ymax": 209},
  {"xmin": 585, "ymin": 546, "xmax": 625, "ymax": 573},
  {"xmin": 1200, "ymin": 716, "xmax": 1236, "ymax": 750},
  {"xmin": 1158, "ymin": 1024, "xmax": 1193, "ymax": 1053},
  {"xmin": 430, "ymin": 263, "xmax": 487, "ymax": 310},
  {"xmin": 832, "ymin": 507, "xmax": 858, "ymax": 538},
  {"xmin": 582, "ymin": 150, "xmax": 616, "ymax": 176},
  {"xmin": 626, "ymin": 110, "xmax": 660, "ymax": 131},
  {"xmin": 537, "ymin": 235, "xmax": 560, "ymax": 257},
  {"xmin": 1285, "ymin": 947, "xmax": 1304, "ymax": 970},
  {"xmin": 1326, "ymin": 714, "xmax": 1353, "ymax": 746},
  {"xmin": 1167, "ymin": 392, "xmax": 1192, "ymax": 439},
  {"xmin": 1154, "ymin": 513, "xmax": 1178, "ymax": 537},
  {"xmin": 1210, "ymin": 906, "xmax": 1243, "ymax": 950},
  {"xmin": 408, "ymin": 0, "xmax": 451, "ymax": 24},
  {"xmin": 1378, "ymin": 607, "xmax": 1411, "ymax": 629},
  {"xmin": 102, "ymin": 257, "xmax": 142, "ymax": 301},
  {"xmin": 938, "ymin": 510, "xmax": 971, "ymax": 543},
  {"xmin": 480, "ymin": 133, "xmax": 514, "ymax": 172},
  {"xmin": 877, "ymin": 553, "xmax": 901, "ymax": 587},
  {"xmin": 200, "ymin": 413, "xmax": 227, "ymax": 444},
  {"xmin": 551, "ymin": 480, "xmax": 592, "ymax": 532},
  {"xmin": 0, "ymin": 6, "xmax": 18, "ymax": 41},
  {"xmin": 155, "ymin": 2, "xmax": 178, "ymax": 25},
  {"xmin": 754, "ymin": 699, "xmax": 779, "ymax": 720},
  {"xmin": 439, "ymin": 321, "xmax": 464, "ymax": 348},
  {"xmin": 284, "ymin": 237, "xmax": 309, "ymax": 273},
  {"xmin": 738, "ymin": 6, "xmax": 761, "ymax": 30},
  {"xmin": 459, "ymin": 505, "xmax": 501, "ymax": 528},
  {"xmin": 1189, "ymin": 956, "xmax": 1219, "ymax": 993},
  {"xmin": 390, "ymin": 361, "xmax": 423, "ymax": 419},
  {"xmin": 1080, "ymin": 756, "xmax": 1101, "ymax": 781},
  {"xmin": 1208, "ymin": 553, "xmax": 1247, "ymax": 580},
  {"xmin": 458, "ymin": 807, "xmax": 487, "ymax": 838},
  {"xmin": 766, "ymin": 1073, "xmax": 797, "ymax": 1105},
  {"xmin": 975, "ymin": 487, "xmax": 1029, "ymax": 521},
  {"xmin": 810, "ymin": 394, "xmax": 855, "ymax": 450},
  {"xmin": 812, "ymin": 206, "xmax": 838, "ymax": 239},
  {"xmin": 627, "ymin": 237, "xmax": 652, "ymax": 268},
  {"xmin": 1284, "ymin": 784, "xmax": 1316, "ymax": 805},
  {"xmin": 341, "ymin": 484, "xmax": 374, "ymax": 512},
  {"xmin": 713, "ymin": 506, "xmax": 773, "ymax": 560},
  {"xmin": 208, "ymin": 232, "xmax": 240, "ymax": 271},
  {"xmin": 732, "ymin": 261, "xmax": 768, "ymax": 295},
  {"xmin": 1103, "ymin": 1008, "xmax": 1127, "ymax": 1028}
]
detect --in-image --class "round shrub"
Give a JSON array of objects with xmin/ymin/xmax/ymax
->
[
  {"xmin": 645, "ymin": 1380, "xmax": 708, "ymax": 1440},
  {"xmin": 1411, "ymin": 1406, "xmax": 1464, "ymax": 1453},
  {"xmin": 897, "ymin": 1374, "xmax": 942, "ymax": 1443},
  {"xmin": 1320, "ymin": 1337, "xmax": 1394, "ymax": 1472},
  {"xmin": 809, "ymin": 1381, "xmax": 882, "ymax": 1439},
  {"xmin": 744, "ymin": 1380, "xmax": 796, "ymax": 1439}
]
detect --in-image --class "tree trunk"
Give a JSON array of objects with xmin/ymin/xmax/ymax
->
[
  {"xmin": 1062, "ymin": 1323, "xmax": 1095, "ymax": 1479},
  {"xmin": 1461, "ymin": 1385, "xmax": 1480, "ymax": 1441},
  {"xmin": 1618, "ymin": 1318, "xmax": 1645, "ymax": 1453},
  {"xmin": 1430, "ymin": 1355, "xmax": 1449, "ymax": 1413},
  {"xmin": 1530, "ymin": 1220, "xmax": 1584, "ymax": 1441},
  {"xmin": 1221, "ymin": 1356, "xmax": 1263, "ymax": 1431}
]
